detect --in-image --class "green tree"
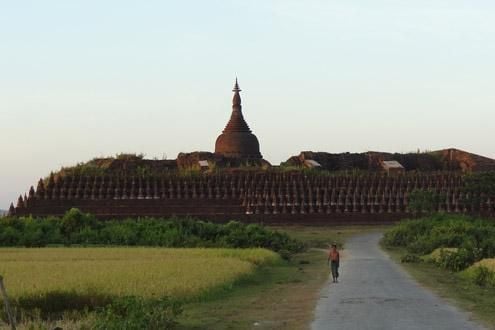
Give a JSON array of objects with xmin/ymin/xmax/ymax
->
[
  {"xmin": 408, "ymin": 189, "xmax": 442, "ymax": 214},
  {"xmin": 61, "ymin": 208, "xmax": 97, "ymax": 243}
]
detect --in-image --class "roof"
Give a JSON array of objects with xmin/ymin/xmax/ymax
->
[
  {"xmin": 304, "ymin": 159, "xmax": 322, "ymax": 168},
  {"xmin": 198, "ymin": 160, "xmax": 209, "ymax": 167},
  {"xmin": 381, "ymin": 160, "xmax": 404, "ymax": 170}
]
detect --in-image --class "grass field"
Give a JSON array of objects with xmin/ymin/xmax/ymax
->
[
  {"xmin": 0, "ymin": 225, "xmax": 383, "ymax": 329},
  {"xmin": 0, "ymin": 247, "xmax": 279, "ymax": 301}
]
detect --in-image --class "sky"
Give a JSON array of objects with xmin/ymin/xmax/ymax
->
[{"xmin": 1, "ymin": 0, "xmax": 495, "ymax": 209}]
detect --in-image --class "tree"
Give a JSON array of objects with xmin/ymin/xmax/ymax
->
[
  {"xmin": 408, "ymin": 189, "xmax": 442, "ymax": 214},
  {"xmin": 463, "ymin": 172, "xmax": 495, "ymax": 212}
]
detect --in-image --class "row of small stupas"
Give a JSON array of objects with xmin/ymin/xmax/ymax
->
[{"xmin": 8, "ymin": 80, "xmax": 495, "ymax": 223}]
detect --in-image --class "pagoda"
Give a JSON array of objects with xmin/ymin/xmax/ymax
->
[{"xmin": 215, "ymin": 79, "xmax": 262, "ymax": 159}]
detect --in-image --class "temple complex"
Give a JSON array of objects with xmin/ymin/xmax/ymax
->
[{"xmin": 7, "ymin": 80, "xmax": 495, "ymax": 224}]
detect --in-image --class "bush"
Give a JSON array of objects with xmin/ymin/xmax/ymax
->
[
  {"xmin": 383, "ymin": 214, "xmax": 495, "ymax": 259},
  {"xmin": 479, "ymin": 237, "xmax": 495, "ymax": 260},
  {"xmin": 0, "ymin": 210, "xmax": 305, "ymax": 254},
  {"xmin": 401, "ymin": 254, "xmax": 421, "ymax": 263},
  {"xmin": 464, "ymin": 172, "xmax": 495, "ymax": 197},
  {"xmin": 423, "ymin": 247, "xmax": 458, "ymax": 263},
  {"xmin": 472, "ymin": 266, "xmax": 495, "ymax": 287},
  {"xmin": 277, "ymin": 249, "xmax": 292, "ymax": 261},
  {"xmin": 12, "ymin": 290, "xmax": 111, "ymax": 320},
  {"xmin": 408, "ymin": 189, "xmax": 443, "ymax": 214},
  {"xmin": 61, "ymin": 208, "xmax": 98, "ymax": 243},
  {"xmin": 94, "ymin": 296, "xmax": 182, "ymax": 330},
  {"xmin": 382, "ymin": 216, "xmax": 438, "ymax": 248},
  {"xmin": 437, "ymin": 248, "xmax": 475, "ymax": 272},
  {"xmin": 0, "ymin": 226, "xmax": 20, "ymax": 245}
]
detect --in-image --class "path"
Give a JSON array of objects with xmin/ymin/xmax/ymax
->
[{"xmin": 311, "ymin": 232, "xmax": 484, "ymax": 330}]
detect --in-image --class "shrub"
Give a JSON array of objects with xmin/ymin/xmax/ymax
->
[
  {"xmin": 464, "ymin": 172, "xmax": 495, "ymax": 196},
  {"xmin": 382, "ymin": 217, "xmax": 438, "ymax": 248},
  {"xmin": 1, "ymin": 210, "xmax": 304, "ymax": 254},
  {"xmin": 437, "ymin": 248, "xmax": 475, "ymax": 272},
  {"xmin": 61, "ymin": 208, "xmax": 98, "ymax": 243},
  {"xmin": 461, "ymin": 259, "xmax": 495, "ymax": 287},
  {"xmin": 472, "ymin": 266, "xmax": 495, "ymax": 287},
  {"xmin": 424, "ymin": 248, "xmax": 458, "ymax": 263},
  {"xmin": 13, "ymin": 290, "xmax": 111, "ymax": 320},
  {"xmin": 407, "ymin": 236, "xmax": 437, "ymax": 255},
  {"xmin": 401, "ymin": 254, "xmax": 421, "ymax": 263},
  {"xmin": 277, "ymin": 249, "xmax": 292, "ymax": 261},
  {"xmin": 408, "ymin": 189, "xmax": 443, "ymax": 214},
  {"xmin": 94, "ymin": 296, "xmax": 182, "ymax": 330},
  {"xmin": 0, "ymin": 226, "xmax": 20, "ymax": 245},
  {"xmin": 383, "ymin": 214, "xmax": 495, "ymax": 260}
]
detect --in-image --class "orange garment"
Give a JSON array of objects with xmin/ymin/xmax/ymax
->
[{"xmin": 329, "ymin": 249, "xmax": 340, "ymax": 262}]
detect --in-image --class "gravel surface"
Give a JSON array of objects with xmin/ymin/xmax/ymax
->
[{"xmin": 311, "ymin": 232, "xmax": 485, "ymax": 330}]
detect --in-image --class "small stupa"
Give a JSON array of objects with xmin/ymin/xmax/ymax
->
[{"xmin": 215, "ymin": 79, "xmax": 262, "ymax": 159}]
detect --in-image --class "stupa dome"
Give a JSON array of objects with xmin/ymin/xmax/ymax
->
[{"xmin": 215, "ymin": 80, "xmax": 262, "ymax": 159}]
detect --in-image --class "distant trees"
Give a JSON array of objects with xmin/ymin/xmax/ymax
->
[{"xmin": 0, "ymin": 209, "xmax": 305, "ymax": 254}]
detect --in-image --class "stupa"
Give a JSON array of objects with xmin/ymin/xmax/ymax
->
[{"xmin": 215, "ymin": 79, "xmax": 262, "ymax": 159}]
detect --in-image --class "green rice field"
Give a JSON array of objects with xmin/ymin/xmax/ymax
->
[{"xmin": 0, "ymin": 247, "xmax": 279, "ymax": 300}]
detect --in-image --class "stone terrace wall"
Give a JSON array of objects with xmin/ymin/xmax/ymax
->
[
  {"xmin": 285, "ymin": 149, "xmax": 495, "ymax": 173},
  {"xmin": 10, "ymin": 172, "xmax": 495, "ymax": 224}
]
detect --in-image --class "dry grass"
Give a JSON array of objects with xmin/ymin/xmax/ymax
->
[
  {"xmin": 423, "ymin": 247, "xmax": 458, "ymax": 262},
  {"xmin": 460, "ymin": 258, "xmax": 495, "ymax": 287},
  {"xmin": 471, "ymin": 258, "xmax": 495, "ymax": 272}
]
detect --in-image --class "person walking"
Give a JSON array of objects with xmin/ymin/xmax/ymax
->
[{"xmin": 328, "ymin": 243, "xmax": 340, "ymax": 283}]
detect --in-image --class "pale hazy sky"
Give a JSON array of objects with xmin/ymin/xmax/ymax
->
[{"xmin": 1, "ymin": 1, "xmax": 495, "ymax": 208}]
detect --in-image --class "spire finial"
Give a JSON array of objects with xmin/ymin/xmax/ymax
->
[
  {"xmin": 233, "ymin": 78, "xmax": 241, "ymax": 92},
  {"xmin": 232, "ymin": 78, "xmax": 242, "ymax": 107}
]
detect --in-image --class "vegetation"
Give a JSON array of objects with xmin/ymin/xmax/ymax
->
[
  {"xmin": 53, "ymin": 153, "xmax": 172, "ymax": 179},
  {"xmin": 383, "ymin": 214, "xmax": 495, "ymax": 267},
  {"xmin": 402, "ymin": 170, "xmax": 495, "ymax": 221},
  {"xmin": 383, "ymin": 214, "xmax": 495, "ymax": 327},
  {"xmin": 390, "ymin": 152, "xmax": 443, "ymax": 171},
  {"xmin": 385, "ymin": 246, "xmax": 495, "ymax": 328},
  {"xmin": 462, "ymin": 172, "xmax": 495, "ymax": 207},
  {"xmin": 0, "ymin": 209, "xmax": 305, "ymax": 328},
  {"xmin": 0, "ymin": 221, "xmax": 373, "ymax": 329},
  {"xmin": 464, "ymin": 172, "xmax": 495, "ymax": 196},
  {"xmin": 179, "ymin": 225, "xmax": 382, "ymax": 329},
  {"xmin": 0, "ymin": 208, "xmax": 304, "ymax": 254},
  {"xmin": 279, "ymin": 151, "xmax": 444, "ymax": 171},
  {"xmin": 0, "ymin": 247, "xmax": 278, "ymax": 327},
  {"xmin": 383, "ymin": 212, "xmax": 495, "ymax": 295},
  {"xmin": 460, "ymin": 259, "xmax": 495, "ymax": 288},
  {"xmin": 423, "ymin": 247, "xmax": 458, "ymax": 262},
  {"xmin": 94, "ymin": 296, "xmax": 182, "ymax": 330},
  {"xmin": 115, "ymin": 153, "xmax": 145, "ymax": 160},
  {"xmin": 407, "ymin": 189, "xmax": 444, "ymax": 214}
]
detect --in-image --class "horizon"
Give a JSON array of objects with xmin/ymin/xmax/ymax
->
[{"xmin": 2, "ymin": 1, "xmax": 495, "ymax": 209}]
